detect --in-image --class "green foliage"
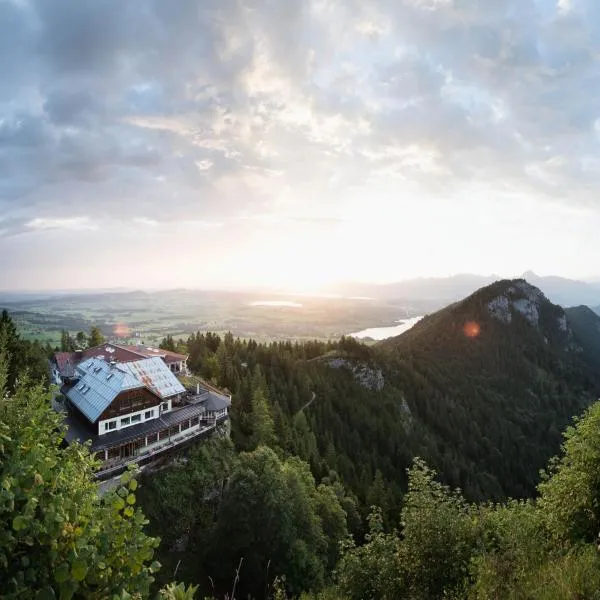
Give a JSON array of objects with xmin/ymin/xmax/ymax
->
[
  {"xmin": 468, "ymin": 500, "xmax": 547, "ymax": 599},
  {"xmin": 160, "ymin": 335, "xmax": 177, "ymax": 352},
  {"xmin": 158, "ymin": 581, "xmax": 199, "ymax": 599},
  {"xmin": 538, "ymin": 401, "xmax": 600, "ymax": 544},
  {"xmin": 1, "ymin": 310, "xmax": 48, "ymax": 391},
  {"xmin": 336, "ymin": 508, "xmax": 405, "ymax": 600},
  {"xmin": 0, "ymin": 343, "xmax": 160, "ymax": 598},
  {"xmin": 209, "ymin": 447, "xmax": 348, "ymax": 599},
  {"xmin": 88, "ymin": 325, "xmax": 105, "ymax": 348},
  {"xmin": 74, "ymin": 331, "xmax": 87, "ymax": 349},
  {"xmin": 249, "ymin": 388, "xmax": 276, "ymax": 450},
  {"xmin": 336, "ymin": 401, "xmax": 600, "ymax": 600},
  {"xmin": 137, "ymin": 437, "xmax": 236, "ymax": 566},
  {"xmin": 61, "ymin": 328, "xmax": 75, "ymax": 352},
  {"xmin": 400, "ymin": 459, "xmax": 478, "ymax": 599}
]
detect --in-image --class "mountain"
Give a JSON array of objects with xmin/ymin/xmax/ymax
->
[
  {"xmin": 325, "ymin": 272, "xmax": 600, "ymax": 308},
  {"xmin": 373, "ymin": 279, "xmax": 600, "ymax": 498},
  {"xmin": 520, "ymin": 271, "xmax": 600, "ymax": 307}
]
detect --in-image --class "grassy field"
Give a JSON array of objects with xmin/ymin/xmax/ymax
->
[{"xmin": 2, "ymin": 288, "xmax": 429, "ymax": 345}]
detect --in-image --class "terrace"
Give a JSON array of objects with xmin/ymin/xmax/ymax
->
[{"xmin": 56, "ymin": 387, "xmax": 230, "ymax": 480}]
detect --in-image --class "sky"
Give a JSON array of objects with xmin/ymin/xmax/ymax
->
[{"xmin": 2, "ymin": 0, "xmax": 600, "ymax": 291}]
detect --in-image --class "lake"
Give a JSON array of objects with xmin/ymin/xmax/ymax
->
[{"xmin": 350, "ymin": 316, "xmax": 423, "ymax": 341}]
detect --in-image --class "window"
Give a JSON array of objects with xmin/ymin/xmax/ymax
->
[
  {"xmin": 131, "ymin": 414, "xmax": 141, "ymax": 423},
  {"xmin": 121, "ymin": 417, "xmax": 130, "ymax": 426},
  {"xmin": 144, "ymin": 410, "xmax": 154, "ymax": 419},
  {"xmin": 104, "ymin": 421, "xmax": 117, "ymax": 431},
  {"xmin": 161, "ymin": 402, "xmax": 169, "ymax": 412},
  {"xmin": 147, "ymin": 432, "xmax": 158, "ymax": 444}
]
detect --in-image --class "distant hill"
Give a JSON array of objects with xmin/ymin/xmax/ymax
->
[
  {"xmin": 326, "ymin": 272, "xmax": 600, "ymax": 308},
  {"xmin": 564, "ymin": 305, "xmax": 600, "ymax": 368}
]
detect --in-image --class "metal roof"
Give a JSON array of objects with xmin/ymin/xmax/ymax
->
[
  {"xmin": 118, "ymin": 344, "xmax": 188, "ymax": 362},
  {"xmin": 67, "ymin": 358, "xmax": 144, "ymax": 424},
  {"xmin": 120, "ymin": 357, "xmax": 186, "ymax": 400}
]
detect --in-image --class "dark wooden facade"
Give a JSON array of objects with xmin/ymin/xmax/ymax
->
[{"xmin": 98, "ymin": 387, "xmax": 161, "ymax": 423}]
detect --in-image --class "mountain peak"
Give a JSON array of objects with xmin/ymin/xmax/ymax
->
[
  {"xmin": 381, "ymin": 278, "xmax": 571, "ymax": 355},
  {"xmin": 485, "ymin": 280, "xmax": 551, "ymax": 328}
]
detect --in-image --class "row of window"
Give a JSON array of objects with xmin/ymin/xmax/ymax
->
[{"xmin": 103, "ymin": 409, "xmax": 156, "ymax": 432}]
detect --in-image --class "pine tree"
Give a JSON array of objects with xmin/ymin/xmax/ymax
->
[
  {"xmin": 75, "ymin": 331, "xmax": 87, "ymax": 349},
  {"xmin": 60, "ymin": 329, "xmax": 74, "ymax": 352},
  {"xmin": 88, "ymin": 326, "xmax": 105, "ymax": 348},
  {"xmin": 250, "ymin": 388, "xmax": 276, "ymax": 449}
]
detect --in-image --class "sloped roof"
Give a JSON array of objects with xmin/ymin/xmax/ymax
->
[
  {"xmin": 53, "ymin": 344, "xmax": 187, "ymax": 380},
  {"xmin": 54, "ymin": 352, "xmax": 77, "ymax": 378},
  {"xmin": 67, "ymin": 358, "xmax": 145, "ymax": 423},
  {"xmin": 119, "ymin": 344, "xmax": 188, "ymax": 363},
  {"xmin": 204, "ymin": 391, "xmax": 231, "ymax": 412},
  {"xmin": 82, "ymin": 344, "xmax": 143, "ymax": 363},
  {"xmin": 120, "ymin": 357, "xmax": 186, "ymax": 400}
]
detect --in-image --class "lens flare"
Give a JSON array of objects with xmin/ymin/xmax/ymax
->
[
  {"xmin": 114, "ymin": 323, "xmax": 130, "ymax": 338},
  {"xmin": 463, "ymin": 321, "xmax": 481, "ymax": 338}
]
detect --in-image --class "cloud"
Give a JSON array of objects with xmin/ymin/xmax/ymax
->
[
  {"xmin": 26, "ymin": 217, "xmax": 98, "ymax": 231},
  {"xmin": 4, "ymin": 0, "xmax": 600, "ymax": 285}
]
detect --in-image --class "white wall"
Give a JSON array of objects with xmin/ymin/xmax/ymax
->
[
  {"xmin": 98, "ymin": 403, "xmax": 161, "ymax": 435},
  {"xmin": 98, "ymin": 398, "xmax": 172, "ymax": 435}
]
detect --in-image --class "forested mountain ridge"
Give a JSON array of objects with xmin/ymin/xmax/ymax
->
[
  {"xmin": 374, "ymin": 279, "xmax": 600, "ymax": 499},
  {"xmin": 168, "ymin": 279, "xmax": 600, "ymax": 515}
]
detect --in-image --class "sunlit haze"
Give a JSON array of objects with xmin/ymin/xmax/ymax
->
[{"xmin": 3, "ymin": 0, "xmax": 600, "ymax": 291}]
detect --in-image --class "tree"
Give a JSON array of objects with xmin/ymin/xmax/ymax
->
[
  {"xmin": 400, "ymin": 459, "xmax": 477, "ymax": 599},
  {"xmin": 366, "ymin": 470, "xmax": 394, "ymax": 529},
  {"xmin": 1, "ymin": 311, "xmax": 48, "ymax": 392},
  {"xmin": 0, "ymin": 337, "xmax": 160, "ymax": 598},
  {"xmin": 160, "ymin": 335, "xmax": 176, "ymax": 352},
  {"xmin": 209, "ymin": 447, "xmax": 347, "ymax": 598},
  {"xmin": 60, "ymin": 329, "xmax": 75, "ymax": 352},
  {"xmin": 291, "ymin": 411, "xmax": 317, "ymax": 465},
  {"xmin": 538, "ymin": 401, "xmax": 600, "ymax": 544},
  {"xmin": 250, "ymin": 388, "xmax": 276, "ymax": 450},
  {"xmin": 336, "ymin": 508, "xmax": 406, "ymax": 600},
  {"xmin": 88, "ymin": 326, "xmax": 105, "ymax": 348},
  {"xmin": 137, "ymin": 437, "xmax": 236, "ymax": 586},
  {"xmin": 75, "ymin": 331, "xmax": 87, "ymax": 349}
]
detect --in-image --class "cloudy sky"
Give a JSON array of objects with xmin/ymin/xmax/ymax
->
[{"xmin": 2, "ymin": 0, "xmax": 600, "ymax": 291}]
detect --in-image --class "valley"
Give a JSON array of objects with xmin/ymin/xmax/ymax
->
[{"xmin": 1, "ymin": 288, "xmax": 428, "ymax": 345}]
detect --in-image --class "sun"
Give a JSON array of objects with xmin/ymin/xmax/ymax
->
[{"xmin": 239, "ymin": 239, "xmax": 338, "ymax": 292}]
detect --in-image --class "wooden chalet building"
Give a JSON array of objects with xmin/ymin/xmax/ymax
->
[{"xmin": 57, "ymin": 356, "xmax": 230, "ymax": 479}]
